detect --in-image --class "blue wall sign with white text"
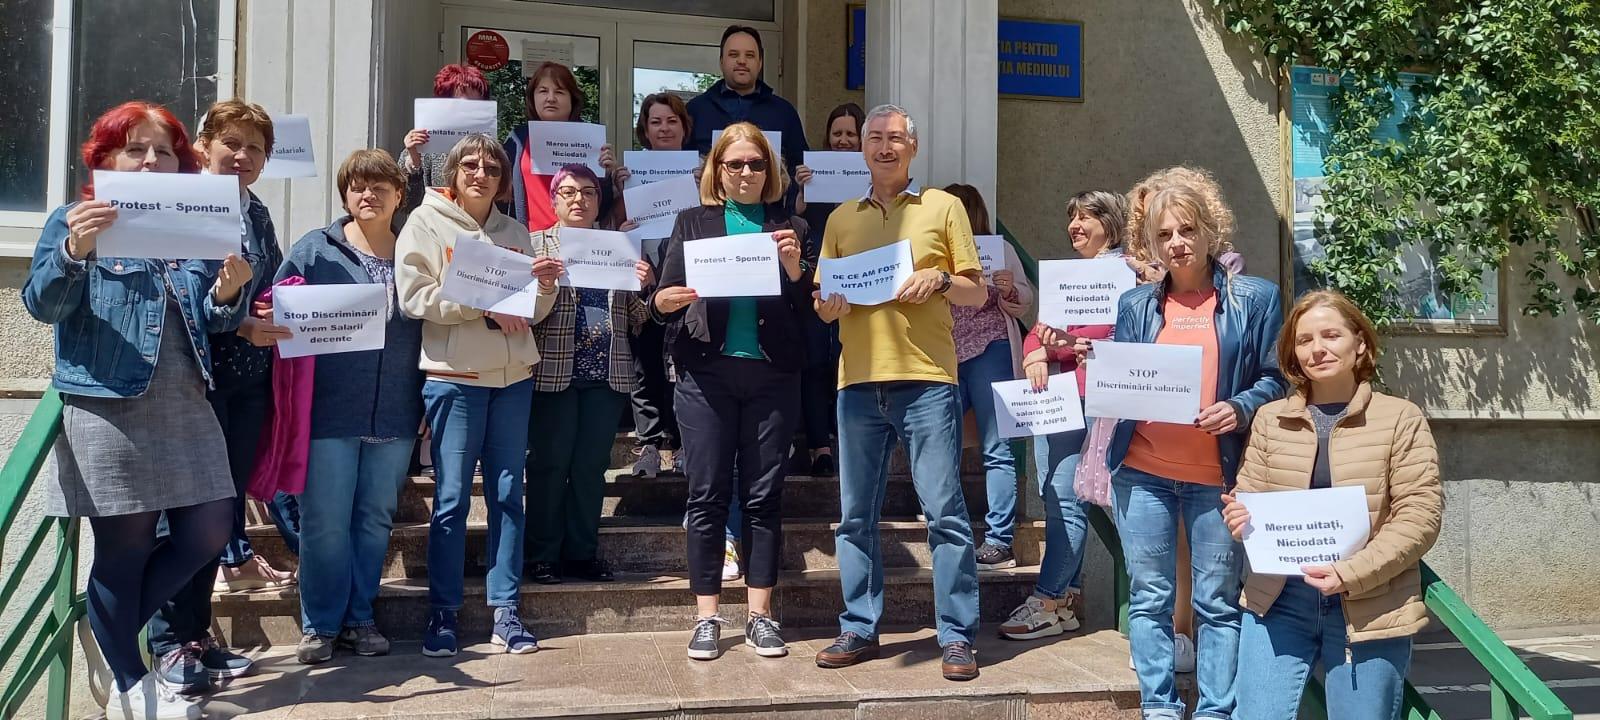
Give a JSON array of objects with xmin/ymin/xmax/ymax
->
[{"xmin": 845, "ymin": 10, "xmax": 1083, "ymax": 101}]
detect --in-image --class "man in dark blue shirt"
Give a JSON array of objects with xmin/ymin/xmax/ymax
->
[{"xmin": 687, "ymin": 25, "xmax": 809, "ymax": 178}]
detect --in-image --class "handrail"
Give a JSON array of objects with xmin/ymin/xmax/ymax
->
[
  {"xmin": 999, "ymin": 219, "xmax": 1568, "ymax": 718},
  {"xmin": 0, "ymin": 389, "xmax": 83, "ymax": 720}
]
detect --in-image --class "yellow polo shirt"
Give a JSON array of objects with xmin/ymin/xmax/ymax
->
[{"xmin": 821, "ymin": 186, "xmax": 981, "ymax": 389}]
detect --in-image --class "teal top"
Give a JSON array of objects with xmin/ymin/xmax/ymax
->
[{"xmin": 722, "ymin": 201, "xmax": 766, "ymax": 360}]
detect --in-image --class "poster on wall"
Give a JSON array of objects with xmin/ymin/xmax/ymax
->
[{"xmin": 1289, "ymin": 65, "xmax": 1499, "ymax": 326}]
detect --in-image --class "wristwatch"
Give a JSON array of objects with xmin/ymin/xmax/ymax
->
[{"xmin": 936, "ymin": 270, "xmax": 953, "ymax": 294}]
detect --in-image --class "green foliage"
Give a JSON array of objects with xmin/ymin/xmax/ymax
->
[
  {"xmin": 1217, "ymin": 0, "xmax": 1600, "ymax": 325},
  {"xmin": 484, "ymin": 62, "xmax": 602, "ymax": 140}
]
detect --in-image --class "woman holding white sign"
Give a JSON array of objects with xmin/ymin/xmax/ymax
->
[
  {"xmin": 23, "ymin": 101, "xmax": 254, "ymax": 720},
  {"xmin": 525, "ymin": 164, "xmax": 653, "ymax": 586},
  {"xmin": 503, "ymin": 61, "xmax": 618, "ymax": 232},
  {"xmin": 1001, "ymin": 189, "xmax": 1129, "ymax": 641},
  {"xmin": 1222, "ymin": 291, "xmax": 1441, "ymax": 720},
  {"xmin": 401, "ymin": 63, "xmax": 490, "ymax": 217},
  {"xmin": 651, "ymin": 123, "xmax": 814, "ymax": 661},
  {"xmin": 1101, "ymin": 176, "xmax": 1288, "ymax": 720},
  {"xmin": 939, "ymin": 183, "xmax": 1035, "ymax": 572},
  {"xmin": 396, "ymin": 134, "xmax": 559, "ymax": 657},
  {"xmin": 278, "ymin": 150, "xmax": 427, "ymax": 664}
]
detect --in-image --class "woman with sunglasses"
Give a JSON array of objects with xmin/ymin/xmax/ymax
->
[
  {"xmin": 397, "ymin": 134, "xmax": 559, "ymax": 657},
  {"xmin": 524, "ymin": 165, "xmax": 653, "ymax": 586},
  {"xmin": 652, "ymin": 122, "xmax": 813, "ymax": 661}
]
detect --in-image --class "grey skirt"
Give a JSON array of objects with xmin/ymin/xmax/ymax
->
[{"xmin": 47, "ymin": 303, "xmax": 235, "ymax": 517}]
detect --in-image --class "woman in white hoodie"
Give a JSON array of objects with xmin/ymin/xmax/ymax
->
[{"xmin": 396, "ymin": 134, "xmax": 559, "ymax": 657}]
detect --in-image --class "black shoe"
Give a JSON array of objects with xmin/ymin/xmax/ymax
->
[
  {"xmin": 530, "ymin": 562, "xmax": 562, "ymax": 585},
  {"xmin": 810, "ymin": 453, "xmax": 836, "ymax": 477},
  {"xmin": 815, "ymin": 631, "xmax": 879, "ymax": 668},
  {"xmin": 564, "ymin": 558, "xmax": 615, "ymax": 582},
  {"xmin": 975, "ymin": 542, "xmax": 1017, "ymax": 570},
  {"xmin": 687, "ymin": 616, "xmax": 726, "ymax": 660}
]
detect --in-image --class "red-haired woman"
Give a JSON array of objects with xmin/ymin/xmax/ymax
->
[
  {"xmin": 401, "ymin": 63, "xmax": 490, "ymax": 216},
  {"xmin": 22, "ymin": 101, "xmax": 253, "ymax": 720},
  {"xmin": 502, "ymin": 61, "xmax": 617, "ymax": 231}
]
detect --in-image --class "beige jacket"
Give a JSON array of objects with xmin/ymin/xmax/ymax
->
[
  {"xmin": 1235, "ymin": 382, "xmax": 1444, "ymax": 643},
  {"xmin": 396, "ymin": 188, "xmax": 557, "ymax": 388}
]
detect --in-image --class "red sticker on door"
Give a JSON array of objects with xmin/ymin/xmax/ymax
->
[{"xmin": 465, "ymin": 30, "xmax": 510, "ymax": 72}]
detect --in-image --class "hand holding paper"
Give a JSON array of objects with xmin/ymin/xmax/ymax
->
[
  {"xmin": 1037, "ymin": 257, "xmax": 1137, "ymax": 325},
  {"xmin": 991, "ymin": 374, "xmax": 1085, "ymax": 438},
  {"xmin": 682, "ymin": 234, "xmax": 780, "ymax": 297},
  {"xmin": 1233, "ymin": 487, "xmax": 1371, "ymax": 576},
  {"xmin": 440, "ymin": 235, "xmax": 542, "ymax": 315},
  {"xmin": 414, "ymin": 99, "xmax": 499, "ymax": 154},
  {"xmin": 1083, "ymin": 341, "xmax": 1203, "ymax": 424},
  {"xmin": 818, "ymin": 239, "xmax": 915, "ymax": 306},
  {"xmin": 92, "ymin": 171, "xmax": 242, "ymax": 259}
]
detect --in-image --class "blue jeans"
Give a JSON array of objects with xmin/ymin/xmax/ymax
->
[
  {"xmin": 1113, "ymin": 466, "xmax": 1242, "ymax": 720},
  {"xmin": 298, "ymin": 437, "xmax": 413, "ymax": 636},
  {"xmin": 955, "ymin": 339, "xmax": 1019, "ymax": 548},
  {"xmin": 1034, "ymin": 420, "xmax": 1089, "ymax": 598},
  {"xmin": 836, "ymin": 381, "xmax": 978, "ymax": 647},
  {"xmin": 1236, "ymin": 579, "xmax": 1412, "ymax": 720},
  {"xmin": 423, "ymin": 378, "xmax": 532, "ymax": 610}
]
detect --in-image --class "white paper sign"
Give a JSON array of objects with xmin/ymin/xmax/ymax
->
[
  {"xmin": 992, "ymin": 374, "xmax": 1086, "ymax": 439},
  {"xmin": 521, "ymin": 39, "xmax": 575, "ymax": 71},
  {"xmin": 801, "ymin": 151, "xmax": 870, "ymax": 203},
  {"xmin": 683, "ymin": 233, "xmax": 780, "ymax": 297},
  {"xmin": 92, "ymin": 171, "xmax": 241, "ymax": 260},
  {"xmin": 818, "ymin": 239, "xmax": 915, "ymax": 306},
  {"xmin": 622, "ymin": 150, "xmax": 699, "ymax": 187},
  {"xmin": 272, "ymin": 284, "xmax": 387, "ymax": 358},
  {"xmin": 1236, "ymin": 487, "xmax": 1373, "ymax": 576},
  {"xmin": 1083, "ymin": 341, "xmax": 1203, "ymax": 424},
  {"xmin": 1037, "ymin": 257, "xmax": 1138, "ymax": 325},
  {"xmin": 976, "ymin": 235, "xmax": 1006, "ymax": 279},
  {"xmin": 712, "ymin": 128, "xmax": 782, "ymax": 156},
  {"xmin": 528, "ymin": 121, "xmax": 607, "ymax": 174},
  {"xmin": 624, "ymin": 175, "xmax": 698, "ymax": 239},
  {"xmin": 414, "ymin": 99, "xmax": 499, "ymax": 155},
  {"xmin": 260, "ymin": 114, "xmax": 316, "ymax": 179},
  {"xmin": 439, "ymin": 235, "xmax": 541, "ymax": 315},
  {"xmin": 557, "ymin": 227, "xmax": 641, "ymax": 291}
]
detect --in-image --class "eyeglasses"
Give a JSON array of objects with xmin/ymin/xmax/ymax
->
[
  {"xmin": 555, "ymin": 187, "xmax": 600, "ymax": 201},
  {"xmin": 459, "ymin": 160, "xmax": 503, "ymax": 178},
  {"xmin": 721, "ymin": 159, "xmax": 769, "ymax": 174}
]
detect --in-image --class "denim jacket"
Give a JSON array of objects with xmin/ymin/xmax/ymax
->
[
  {"xmin": 1104, "ymin": 264, "xmax": 1289, "ymax": 486},
  {"xmin": 21, "ymin": 203, "xmax": 250, "ymax": 398}
]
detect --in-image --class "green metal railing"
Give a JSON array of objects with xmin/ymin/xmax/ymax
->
[
  {"xmin": 998, "ymin": 219, "xmax": 1569, "ymax": 719},
  {"xmin": 1, "ymin": 389, "xmax": 85, "ymax": 720}
]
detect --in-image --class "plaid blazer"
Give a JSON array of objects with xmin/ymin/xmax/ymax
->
[{"xmin": 529, "ymin": 227, "xmax": 648, "ymax": 393}]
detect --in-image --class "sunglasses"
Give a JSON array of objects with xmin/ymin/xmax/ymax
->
[
  {"xmin": 459, "ymin": 160, "xmax": 503, "ymax": 178},
  {"xmin": 721, "ymin": 159, "xmax": 769, "ymax": 173}
]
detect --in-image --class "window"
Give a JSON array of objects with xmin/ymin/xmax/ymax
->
[{"xmin": 0, "ymin": 0, "xmax": 229, "ymax": 254}]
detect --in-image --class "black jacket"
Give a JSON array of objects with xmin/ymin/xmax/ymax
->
[{"xmin": 651, "ymin": 203, "xmax": 815, "ymax": 373}]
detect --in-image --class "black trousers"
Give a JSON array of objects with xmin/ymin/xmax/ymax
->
[
  {"xmin": 629, "ymin": 322, "xmax": 679, "ymax": 450},
  {"xmin": 676, "ymin": 355, "xmax": 799, "ymax": 596}
]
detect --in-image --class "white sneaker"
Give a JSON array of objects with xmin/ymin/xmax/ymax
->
[
  {"xmin": 1174, "ymin": 633, "xmax": 1196, "ymax": 673},
  {"xmin": 998, "ymin": 595, "xmax": 1079, "ymax": 640},
  {"xmin": 1126, "ymin": 632, "xmax": 1197, "ymax": 673},
  {"xmin": 721, "ymin": 539, "xmax": 742, "ymax": 581},
  {"xmin": 105, "ymin": 673, "xmax": 202, "ymax": 720}
]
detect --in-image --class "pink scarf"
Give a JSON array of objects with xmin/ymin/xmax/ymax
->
[{"xmin": 247, "ymin": 276, "xmax": 314, "ymax": 500}]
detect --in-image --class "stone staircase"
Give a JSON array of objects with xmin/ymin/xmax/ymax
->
[{"xmin": 206, "ymin": 434, "xmax": 1140, "ymax": 718}]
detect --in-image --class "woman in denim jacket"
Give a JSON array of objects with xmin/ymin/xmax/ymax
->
[{"xmin": 22, "ymin": 101, "xmax": 253, "ymax": 720}]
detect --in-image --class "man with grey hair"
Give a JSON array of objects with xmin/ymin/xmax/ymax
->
[{"xmin": 811, "ymin": 103, "xmax": 989, "ymax": 681}]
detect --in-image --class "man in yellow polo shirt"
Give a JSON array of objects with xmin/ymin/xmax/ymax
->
[{"xmin": 809, "ymin": 104, "xmax": 989, "ymax": 682}]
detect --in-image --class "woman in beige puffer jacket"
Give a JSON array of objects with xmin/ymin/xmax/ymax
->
[{"xmin": 1222, "ymin": 290, "xmax": 1442, "ymax": 720}]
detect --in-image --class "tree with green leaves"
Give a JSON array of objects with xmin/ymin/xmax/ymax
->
[{"xmin": 1217, "ymin": 0, "xmax": 1600, "ymax": 325}]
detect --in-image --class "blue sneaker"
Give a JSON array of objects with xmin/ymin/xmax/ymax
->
[
  {"xmin": 422, "ymin": 609, "xmax": 458, "ymax": 657},
  {"xmin": 492, "ymin": 607, "xmax": 539, "ymax": 654},
  {"xmin": 154, "ymin": 644, "xmax": 212, "ymax": 695}
]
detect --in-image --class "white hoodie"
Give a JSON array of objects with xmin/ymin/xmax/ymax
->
[{"xmin": 396, "ymin": 188, "xmax": 556, "ymax": 388}]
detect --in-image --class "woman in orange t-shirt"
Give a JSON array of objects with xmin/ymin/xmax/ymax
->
[{"xmin": 1094, "ymin": 175, "xmax": 1287, "ymax": 720}]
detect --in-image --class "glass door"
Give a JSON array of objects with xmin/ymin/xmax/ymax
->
[{"xmin": 442, "ymin": 7, "xmax": 616, "ymax": 144}]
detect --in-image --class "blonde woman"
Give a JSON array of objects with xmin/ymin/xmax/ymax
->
[{"xmin": 1099, "ymin": 173, "xmax": 1288, "ymax": 720}]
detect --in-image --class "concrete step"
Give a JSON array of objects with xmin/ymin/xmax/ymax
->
[
  {"xmin": 393, "ymin": 471, "xmax": 997, "ymax": 524},
  {"xmin": 211, "ymin": 566, "xmax": 1061, "ymax": 648},
  {"xmin": 555, "ymin": 432, "xmax": 996, "ymax": 476},
  {"xmin": 246, "ymin": 519, "xmax": 1044, "ymax": 579},
  {"xmin": 202, "ymin": 627, "xmax": 1142, "ymax": 719}
]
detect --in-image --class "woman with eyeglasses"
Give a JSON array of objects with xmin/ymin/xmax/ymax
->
[
  {"xmin": 524, "ymin": 165, "xmax": 653, "ymax": 586},
  {"xmin": 651, "ymin": 122, "xmax": 814, "ymax": 661},
  {"xmin": 396, "ymin": 133, "xmax": 559, "ymax": 657},
  {"xmin": 23, "ymin": 100, "xmax": 252, "ymax": 720}
]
